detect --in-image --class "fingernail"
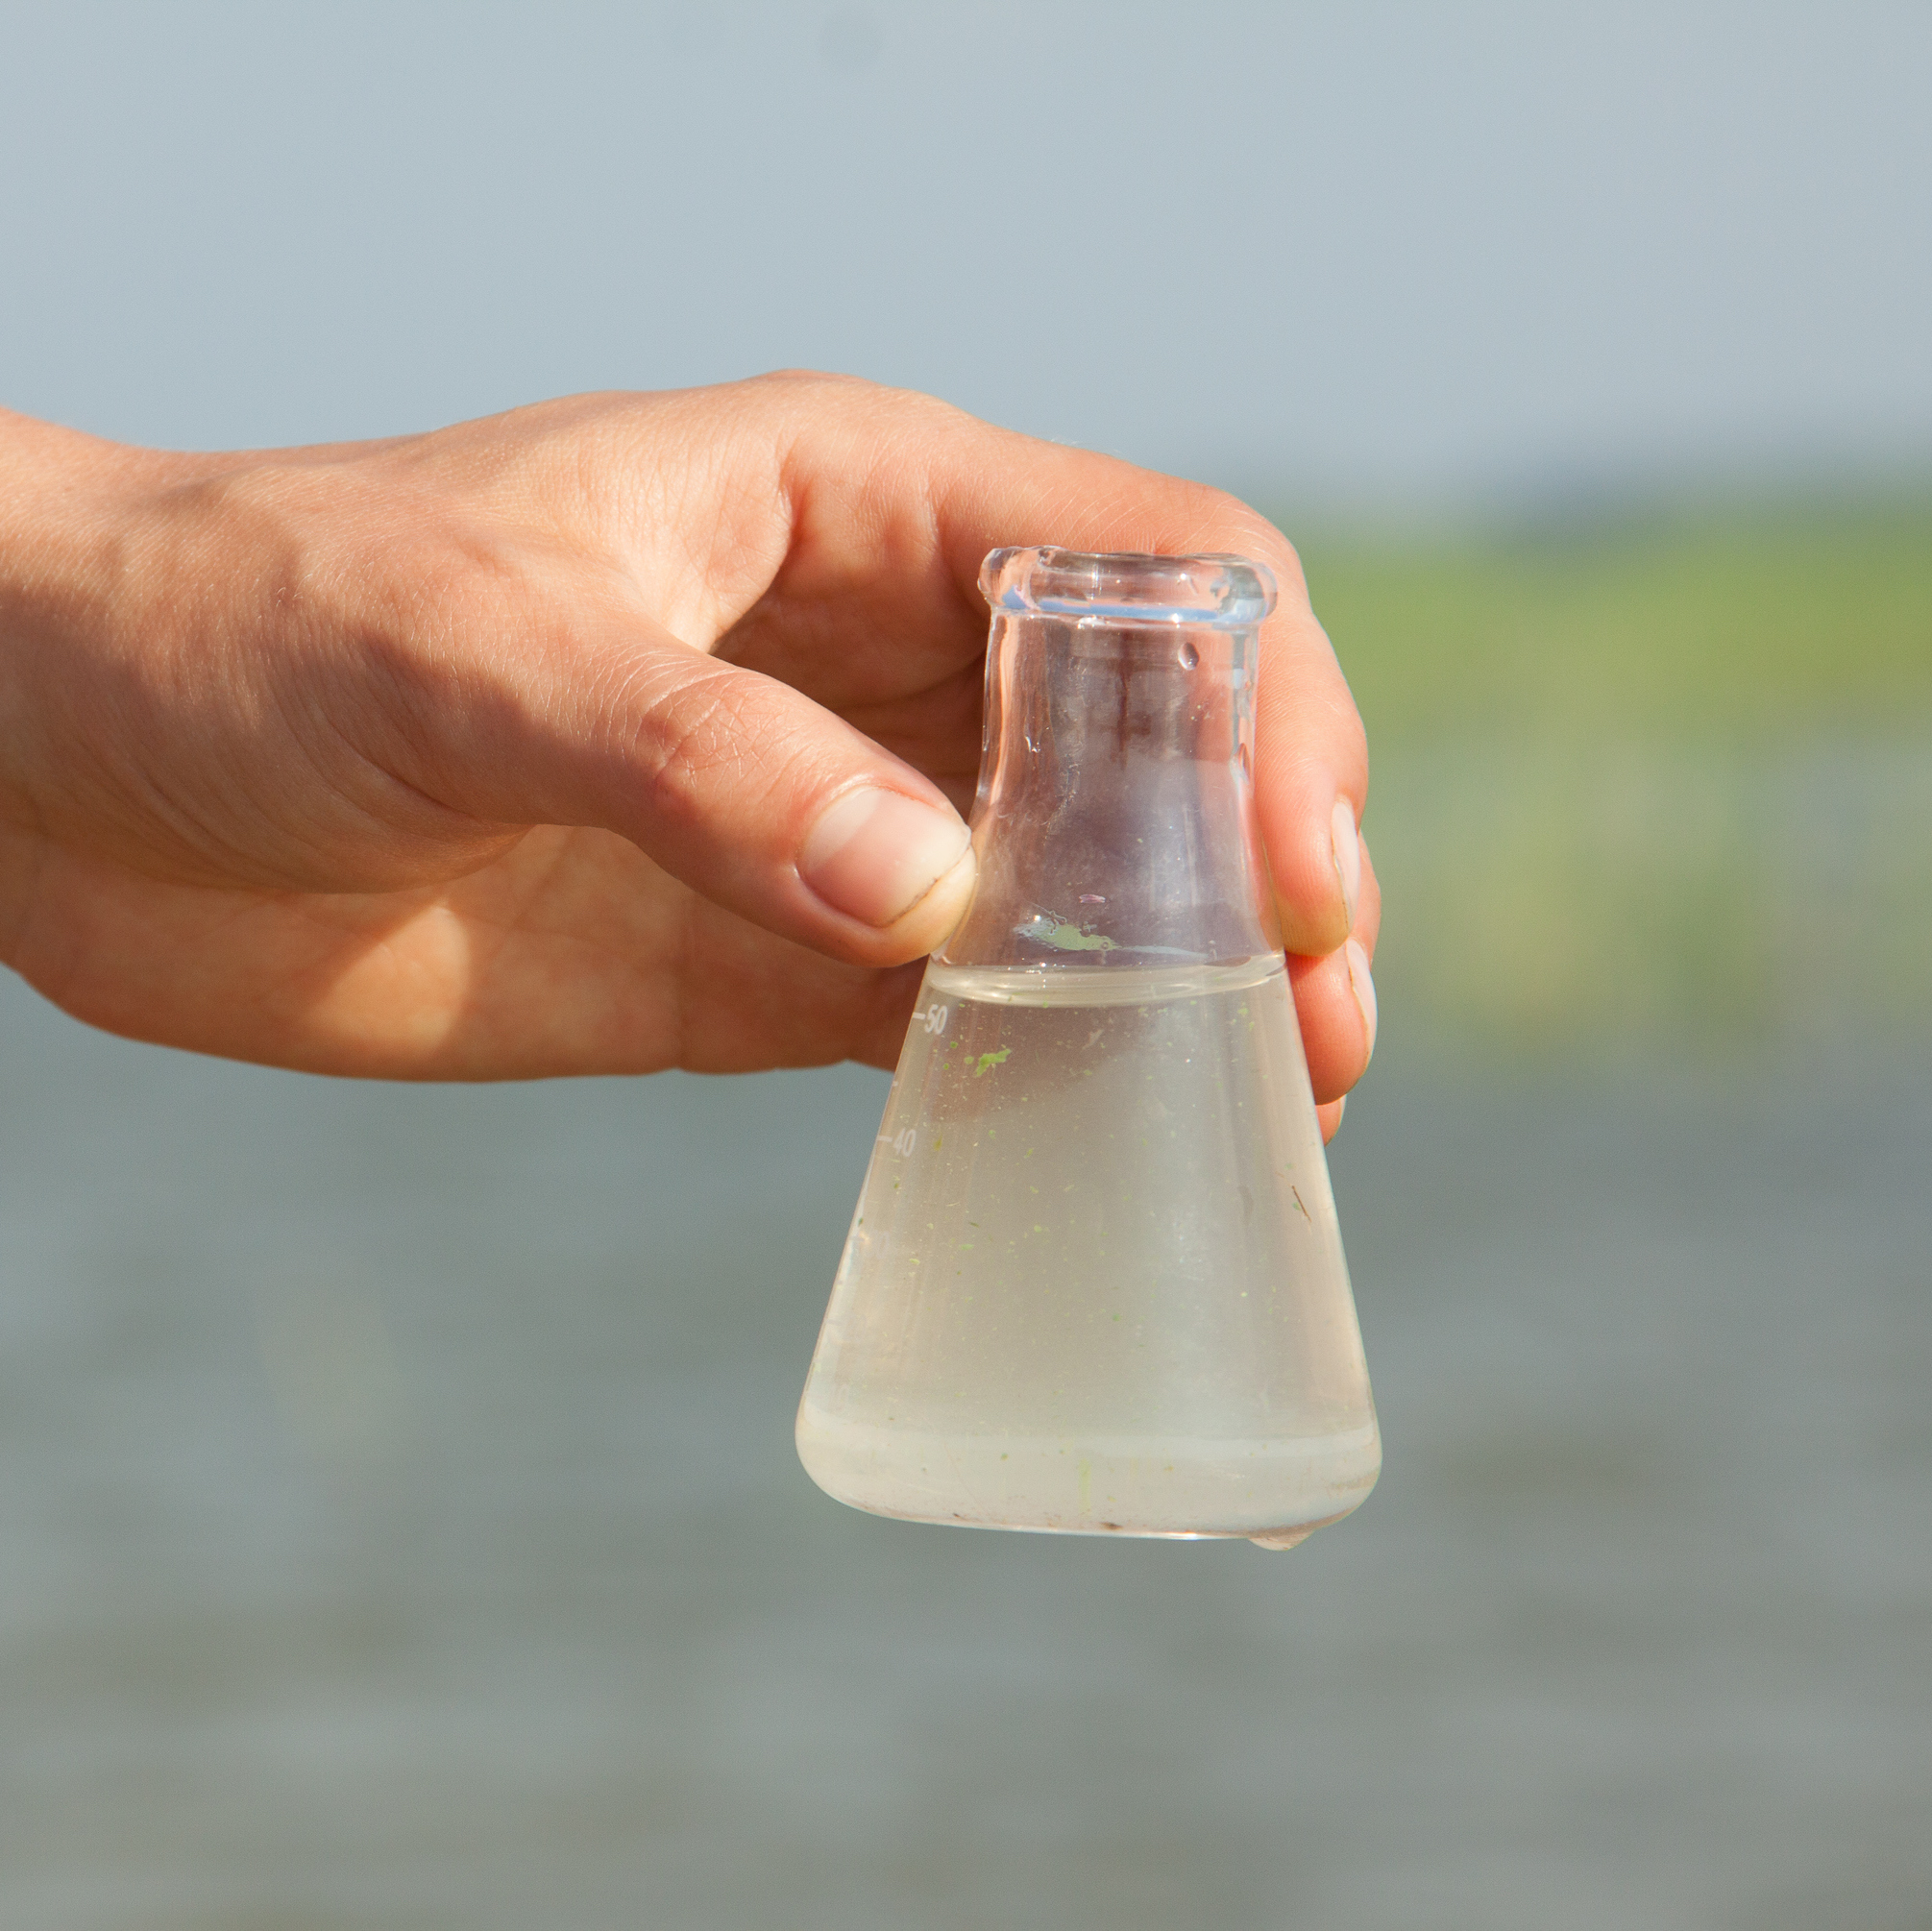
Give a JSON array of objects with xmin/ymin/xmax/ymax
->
[
  {"xmin": 1344, "ymin": 937, "xmax": 1378, "ymax": 1063},
  {"xmin": 1331, "ymin": 798, "xmax": 1361, "ymax": 929},
  {"xmin": 799, "ymin": 787, "xmax": 973, "ymax": 928},
  {"xmin": 1333, "ymin": 1093, "xmax": 1347, "ymax": 1130}
]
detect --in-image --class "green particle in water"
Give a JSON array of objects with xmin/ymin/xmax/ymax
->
[
  {"xmin": 1019, "ymin": 913, "xmax": 1117, "ymax": 953},
  {"xmin": 1045, "ymin": 922, "xmax": 1114, "ymax": 952},
  {"xmin": 973, "ymin": 1047, "xmax": 1012, "ymax": 1077}
]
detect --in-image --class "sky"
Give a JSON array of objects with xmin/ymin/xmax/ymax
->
[{"xmin": 3, "ymin": 0, "xmax": 1928, "ymax": 513}]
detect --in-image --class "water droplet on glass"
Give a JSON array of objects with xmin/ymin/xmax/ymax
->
[{"xmin": 1179, "ymin": 641, "xmax": 1199, "ymax": 670}]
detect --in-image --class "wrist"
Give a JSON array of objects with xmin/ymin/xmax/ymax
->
[
  {"xmin": 0, "ymin": 414, "xmax": 207, "ymax": 963},
  {"xmin": 0, "ymin": 413, "xmax": 194, "ymax": 817}
]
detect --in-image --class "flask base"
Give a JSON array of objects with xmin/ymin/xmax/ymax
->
[{"xmin": 795, "ymin": 1409, "xmax": 1380, "ymax": 1548}]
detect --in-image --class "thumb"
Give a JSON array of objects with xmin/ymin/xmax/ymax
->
[{"xmin": 396, "ymin": 603, "xmax": 977, "ymax": 966}]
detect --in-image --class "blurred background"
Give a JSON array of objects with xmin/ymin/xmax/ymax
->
[{"xmin": 2, "ymin": 3, "xmax": 1928, "ymax": 1926}]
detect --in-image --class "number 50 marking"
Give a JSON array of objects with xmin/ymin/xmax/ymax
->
[{"xmin": 918, "ymin": 1002, "xmax": 950, "ymax": 1036}]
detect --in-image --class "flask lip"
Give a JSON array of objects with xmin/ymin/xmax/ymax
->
[{"xmin": 980, "ymin": 548, "xmax": 1278, "ymax": 628}]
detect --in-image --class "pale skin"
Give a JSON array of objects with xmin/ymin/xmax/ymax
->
[{"xmin": 0, "ymin": 374, "xmax": 1380, "ymax": 1136}]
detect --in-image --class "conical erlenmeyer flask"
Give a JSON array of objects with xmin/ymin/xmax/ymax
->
[{"xmin": 797, "ymin": 548, "xmax": 1379, "ymax": 1549}]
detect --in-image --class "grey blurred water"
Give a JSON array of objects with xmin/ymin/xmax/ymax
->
[{"xmin": 1, "ymin": 968, "xmax": 1928, "ymax": 1931}]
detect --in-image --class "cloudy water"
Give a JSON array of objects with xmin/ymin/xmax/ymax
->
[
  {"xmin": 799, "ymin": 959, "xmax": 1375, "ymax": 1546},
  {"xmin": 0, "ymin": 968, "xmax": 1928, "ymax": 1930}
]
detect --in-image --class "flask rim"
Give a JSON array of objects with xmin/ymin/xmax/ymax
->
[{"xmin": 980, "ymin": 548, "xmax": 1278, "ymax": 629}]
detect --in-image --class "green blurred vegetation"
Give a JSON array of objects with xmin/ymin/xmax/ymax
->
[
  {"xmin": 1292, "ymin": 498, "xmax": 1932, "ymax": 1057},
  {"xmin": 1303, "ymin": 497, "xmax": 1932, "ymax": 746}
]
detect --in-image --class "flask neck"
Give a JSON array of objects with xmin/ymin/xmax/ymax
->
[{"xmin": 938, "ymin": 611, "xmax": 1283, "ymax": 971}]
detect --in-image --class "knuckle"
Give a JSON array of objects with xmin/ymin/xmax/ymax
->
[{"xmin": 618, "ymin": 660, "xmax": 795, "ymax": 835}]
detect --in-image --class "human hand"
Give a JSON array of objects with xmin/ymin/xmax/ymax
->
[{"xmin": 0, "ymin": 377, "xmax": 1378, "ymax": 1131}]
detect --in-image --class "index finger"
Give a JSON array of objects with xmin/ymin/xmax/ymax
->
[{"xmin": 740, "ymin": 375, "xmax": 1368, "ymax": 959}]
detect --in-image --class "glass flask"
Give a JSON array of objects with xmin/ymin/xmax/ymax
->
[{"xmin": 796, "ymin": 548, "xmax": 1379, "ymax": 1549}]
